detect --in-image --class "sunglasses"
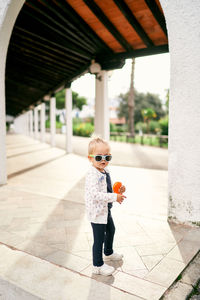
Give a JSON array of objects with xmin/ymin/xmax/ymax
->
[{"xmin": 89, "ymin": 155, "xmax": 112, "ymax": 162}]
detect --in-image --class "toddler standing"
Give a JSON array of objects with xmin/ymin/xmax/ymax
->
[{"xmin": 85, "ymin": 137, "xmax": 126, "ymax": 276}]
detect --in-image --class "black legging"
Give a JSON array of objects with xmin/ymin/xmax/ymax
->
[{"xmin": 91, "ymin": 210, "xmax": 115, "ymax": 267}]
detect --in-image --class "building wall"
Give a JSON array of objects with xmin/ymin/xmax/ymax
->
[{"xmin": 160, "ymin": 0, "xmax": 200, "ymax": 224}]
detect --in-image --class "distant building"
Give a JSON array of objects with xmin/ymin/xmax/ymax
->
[{"xmin": 109, "ymin": 107, "xmax": 125, "ymax": 125}]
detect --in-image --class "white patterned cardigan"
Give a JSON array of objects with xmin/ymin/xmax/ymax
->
[{"xmin": 85, "ymin": 165, "xmax": 117, "ymax": 224}]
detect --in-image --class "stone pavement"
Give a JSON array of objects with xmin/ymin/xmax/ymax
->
[{"xmin": 0, "ymin": 133, "xmax": 199, "ymax": 299}]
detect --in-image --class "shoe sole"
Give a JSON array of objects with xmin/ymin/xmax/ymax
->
[{"xmin": 92, "ymin": 269, "xmax": 115, "ymax": 276}]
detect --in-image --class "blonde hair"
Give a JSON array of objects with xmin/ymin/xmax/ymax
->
[{"xmin": 88, "ymin": 134, "xmax": 110, "ymax": 155}]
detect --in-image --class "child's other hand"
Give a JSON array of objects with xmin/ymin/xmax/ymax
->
[
  {"xmin": 116, "ymin": 194, "xmax": 126, "ymax": 204},
  {"xmin": 119, "ymin": 185, "xmax": 126, "ymax": 194}
]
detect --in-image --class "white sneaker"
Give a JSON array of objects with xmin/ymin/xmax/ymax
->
[
  {"xmin": 104, "ymin": 252, "xmax": 123, "ymax": 261},
  {"xmin": 93, "ymin": 263, "xmax": 115, "ymax": 276}
]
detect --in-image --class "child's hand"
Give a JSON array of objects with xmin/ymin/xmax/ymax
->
[
  {"xmin": 119, "ymin": 185, "xmax": 126, "ymax": 194},
  {"xmin": 116, "ymin": 193, "xmax": 126, "ymax": 204}
]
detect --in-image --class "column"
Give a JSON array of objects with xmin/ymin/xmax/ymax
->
[
  {"xmin": 0, "ymin": 83, "xmax": 7, "ymax": 185},
  {"xmin": 50, "ymin": 96, "xmax": 56, "ymax": 147},
  {"xmin": 29, "ymin": 110, "xmax": 33, "ymax": 137},
  {"xmin": 0, "ymin": 0, "xmax": 25, "ymax": 185},
  {"xmin": 160, "ymin": 0, "xmax": 200, "ymax": 224},
  {"xmin": 34, "ymin": 106, "xmax": 38, "ymax": 139},
  {"xmin": 25, "ymin": 112, "xmax": 29, "ymax": 136},
  {"xmin": 65, "ymin": 87, "xmax": 72, "ymax": 153},
  {"xmin": 94, "ymin": 70, "xmax": 110, "ymax": 141},
  {"xmin": 40, "ymin": 103, "xmax": 46, "ymax": 143}
]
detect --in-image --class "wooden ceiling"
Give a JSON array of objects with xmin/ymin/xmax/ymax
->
[{"xmin": 6, "ymin": 0, "xmax": 168, "ymax": 116}]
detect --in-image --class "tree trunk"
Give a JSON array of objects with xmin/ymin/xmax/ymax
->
[{"xmin": 128, "ymin": 58, "xmax": 135, "ymax": 135}]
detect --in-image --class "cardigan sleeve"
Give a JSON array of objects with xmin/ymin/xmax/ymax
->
[{"xmin": 85, "ymin": 171, "xmax": 117, "ymax": 204}]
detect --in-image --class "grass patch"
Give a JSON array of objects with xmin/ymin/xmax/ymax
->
[{"xmin": 110, "ymin": 134, "xmax": 168, "ymax": 148}]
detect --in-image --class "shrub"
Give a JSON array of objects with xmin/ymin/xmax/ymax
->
[
  {"xmin": 45, "ymin": 119, "xmax": 62, "ymax": 129},
  {"xmin": 149, "ymin": 120, "xmax": 161, "ymax": 134},
  {"xmin": 110, "ymin": 123, "xmax": 117, "ymax": 132},
  {"xmin": 135, "ymin": 122, "xmax": 147, "ymax": 133},
  {"xmin": 159, "ymin": 116, "xmax": 168, "ymax": 135},
  {"xmin": 73, "ymin": 122, "xmax": 94, "ymax": 137}
]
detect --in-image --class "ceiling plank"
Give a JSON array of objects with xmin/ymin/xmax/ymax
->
[
  {"xmin": 26, "ymin": 0, "xmax": 95, "ymax": 53},
  {"xmin": 10, "ymin": 38, "xmax": 78, "ymax": 72},
  {"xmin": 37, "ymin": 0, "xmax": 96, "ymax": 51},
  {"xmin": 6, "ymin": 77, "xmax": 49, "ymax": 92},
  {"xmin": 53, "ymin": 0, "xmax": 113, "ymax": 53},
  {"xmin": 8, "ymin": 44, "xmax": 76, "ymax": 75},
  {"xmin": 12, "ymin": 32, "xmax": 85, "ymax": 69},
  {"xmin": 14, "ymin": 26, "xmax": 87, "ymax": 64},
  {"xmin": 144, "ymin": 0, "xmax": 168, "ymax": 37},
  {"xmin": 21, "ymin": 9, "xmax": 93, "ymax": 60},
  {"xmin": 113, "ymin": 0, "xmax": 154, "ymax": 47},
  {"xmin": 83, "ymin": 0, "xmax": 133, "ymax": 51}
]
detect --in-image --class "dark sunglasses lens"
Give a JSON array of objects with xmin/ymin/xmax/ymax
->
[
  {"xmin": 106, "ymin": 156, "xmax": 112, "ymax": 161},
  {"xmin": 95, "ymin": 156, "xmax": 102, "ymax": 161}
]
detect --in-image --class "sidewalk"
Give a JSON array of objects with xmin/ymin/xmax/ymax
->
[{"xmin": 0, "ymin": 133, "xmax": 199, "ymax": 299}]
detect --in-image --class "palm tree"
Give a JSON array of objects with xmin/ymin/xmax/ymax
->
[{"xmin": 128, "ymin": 58, "xmax": 135, "ymax": 136}]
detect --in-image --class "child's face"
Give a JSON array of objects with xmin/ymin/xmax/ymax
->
[{"xmin": 88, "ymin": 143, "xmax": 111, "ymax": 172}]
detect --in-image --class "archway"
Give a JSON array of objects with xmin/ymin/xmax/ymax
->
[{"xmin": 1, "ymin": 0, "xmax": 199, "ymax": 224}]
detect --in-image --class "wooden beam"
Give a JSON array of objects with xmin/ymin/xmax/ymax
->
[
  {"xmin": 6, "ymin": 101, "xmax": 26, "ymax": 111},
  {"xmin": 53, "ymin": 0, "xmax": 113, "ymax": 53},
  {"xmin": 97, "ymin": 44, "xmax": 169, "ymax": 62},
  {"xmin": 113, "ymin": 0, "xmax": 154, "ymax": 47},
  {"xmin": 12, "ymin": 32, "xmax": 85, "ymax": 68},
  {"xmin": 6, "ymin": 58, "xmax": 61, "ymax": 85},
  {"xmin": 6, "ymin": 77, "xmax": 49, "ymax": 92},
  {"xmin": 6, "ymin": 95, "xmax": 30, "ymax": 106},
  {"xmin": 10, "ymin": 37, "xmax": 78, "ymax": 72},
  {"xmin": 21, "ymin": 9, "xmax": 92, "ymax": 60},
  {"xmin": 6, "ymin": 71, "xmax": 54, "ymax": 89},
  {"xmin": 9, "ymin": 44, "xmax": 76, "ymax": 75},
  {"xmin": 37, "ymin": 0, "xmax": 96, "ymax": 51},
  {"xmin": 144, "ymin": 0, "xmax": 168, "ymax": 37},
  {"xmin": 26, "ymin": 0, "xmax": 95, "ymax": 53},
  {"xmin": 83, "ymin": 0, "xmax": 133, "ymax": 51},
  {"xmin": 14, "ymin": 26, "xmax": 87, "ymax": 64}
]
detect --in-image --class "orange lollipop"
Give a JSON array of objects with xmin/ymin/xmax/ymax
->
[{"xmin": 113, "ymin": 182, "xmax": 122, "ymax": 194}]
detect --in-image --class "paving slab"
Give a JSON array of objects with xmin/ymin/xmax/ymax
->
[{"xmin": 0, "ymin": 133, "xmax": 199, "ymax": 299}]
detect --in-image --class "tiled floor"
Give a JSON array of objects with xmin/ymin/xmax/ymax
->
[{"xmin": 0, "ymin": 133, "xmax": 199, "ymax": 300}]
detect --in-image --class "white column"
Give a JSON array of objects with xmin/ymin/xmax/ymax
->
[
  {"xmin": 0, "ymin": 83, "xmax": 7, "ymax": 185},
  {"xmin": 34, "ymin": 107, "xmax": 38, "ymax": 139},
  {"xmin": 50, "ymin": 96, "xmax": 56, "ymax": 147},
  {"xmin": 160, "ymin": 0, "xmax": 200, "ymax": 225},
  {"xmin": 94, "ymin": 70, "xmax": 110, "ymax": 141},
  {"xmin": 0, "ymin": 0, "xmax": 25, "ymax": 184},
  {"xmin": 65, "ymin": 88, "xmax": 73, "ymax": 153},
  {"xmin": 25, "ymin": 112, "xmax": 29, "ymax": 136},
  {"xmin": 29, "ymin": 110, "xmax": 33, "ymax": 137},
  {"xmin": 40, "ymin": 103, "xmax": 46, "ymax": 143}
]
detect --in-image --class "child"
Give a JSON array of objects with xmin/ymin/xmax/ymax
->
[{"xmin": 85, "ymin": 137, "xmax": 126, "ymax": 276}]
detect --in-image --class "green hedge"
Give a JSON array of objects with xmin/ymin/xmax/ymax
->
[
  {"xmin": 73, "ymin": 122, "xmax": 94, "ymax": 137},
  {"xmin": 159, "ymin": 116, "xmax": 168, "ymax": 135},
  {"xmin": 45, "ymin": 119, "xmax": 62, "ymax": 129}
]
